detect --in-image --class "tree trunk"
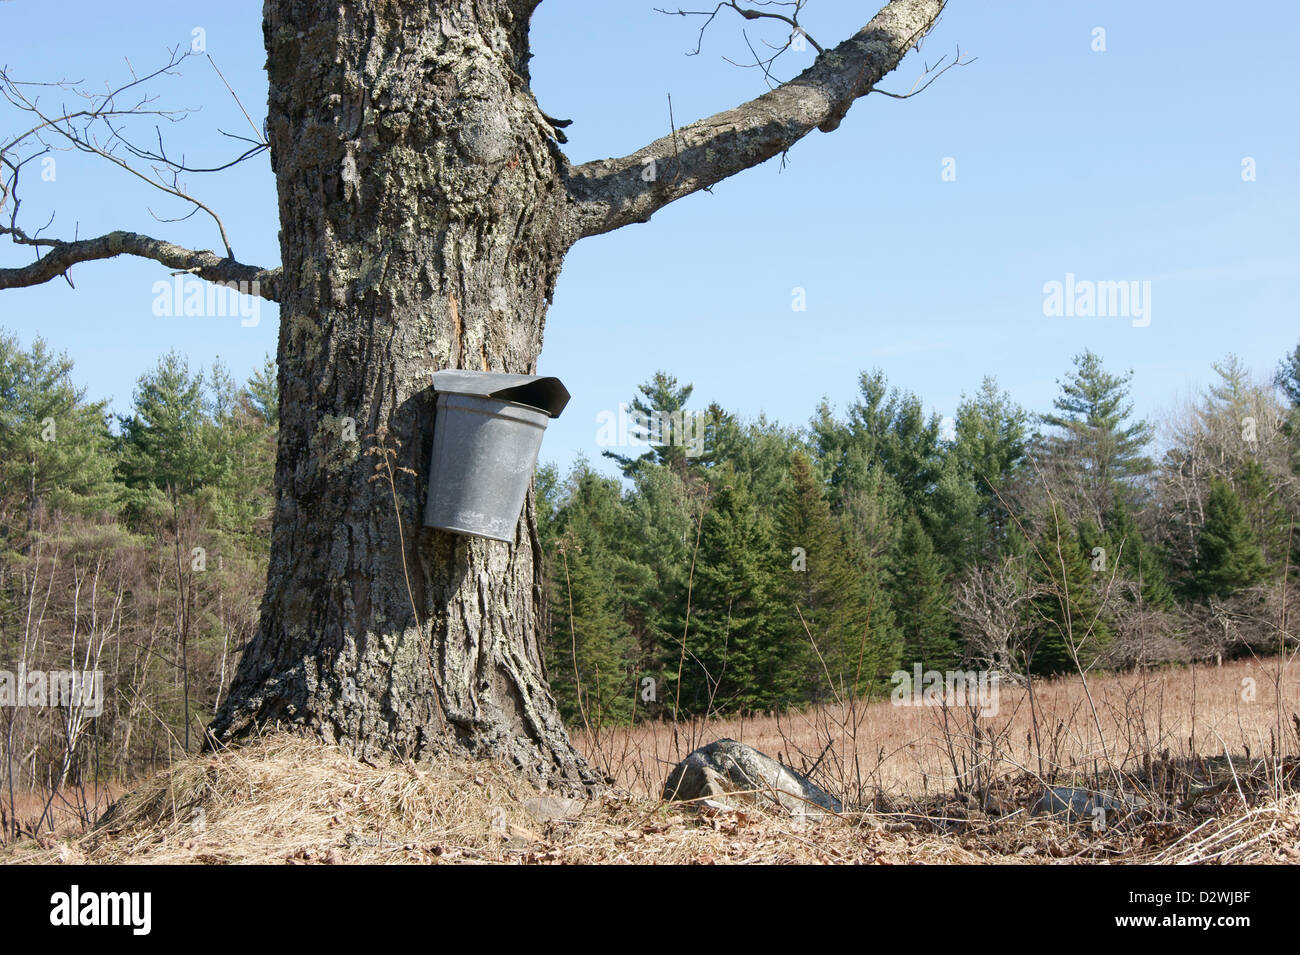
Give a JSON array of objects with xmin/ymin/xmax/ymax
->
[
  {"xmin": 210, "ymin": 0, "xmax": 596, "ymax": 790},
  {"xmin": 203, "ymin": 0, "xmax": 944, "ymax": 790}
]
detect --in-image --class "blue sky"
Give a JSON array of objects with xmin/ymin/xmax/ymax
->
[{"xmin": 2, "ymin": 1, "xmax": 1296, "ymax": 478}]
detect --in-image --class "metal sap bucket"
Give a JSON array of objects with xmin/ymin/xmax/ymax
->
[{"xmin": 423, "ymin": 370, "xmax": 570, "ymax": 542}]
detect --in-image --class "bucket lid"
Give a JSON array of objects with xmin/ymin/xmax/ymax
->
[{"xmin": 432, "ymin": 370, "xmax": 570, "ymax": 418}]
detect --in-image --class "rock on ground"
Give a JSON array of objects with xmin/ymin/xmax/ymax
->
[
  {"xmin": 1033, "ymin": 786, "xmax": 1149, "ymax": 822},
  {"xmin": 522, "ymin": 795, "xmax": 585, "ymax": 823},
  {"xmin": 662, "ymin": 739, "xmax": 842, "ymax": 817}
]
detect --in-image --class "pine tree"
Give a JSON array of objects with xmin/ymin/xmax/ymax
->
[
  {"xmin": 921, "ymin": 453, "xmax": 986, "ymax": 573},
  {"xmin": 890, "ymin": 513, "xmax": 959, "ymax": 672},
  {"xmin": 535, "ymin": 461, "xmax": 563, "ymax": 539},
  {"xmin": 1028, "ymin": 502, "xmax": 1110, "ymax": 675},
  {"xmin": 668, "ymin": 466, "xmax": 791, "ymax": 715},
  {"xmin": 603, "ymin": 372, "xmax": 700, "ymax": 480},
  {"xmin": 541, "ymin": 461, "xmax": 637, "ymax": 726},
  {"xmin": 776, "ymin": 452, "xmax": 840, "ymax": 697},
  {"xmin": 1276, "ymin": 341, "xmax": 1300, "ymax": 460},
  {"xmin": 812, "ymin": 369, "xmax": 942, "ymax": 518},
  {"xmin": 708, "ymin": 413, "xmax": 803, "ymax": 505},
  {"xmin": 0, "ymin": 332, "xmax": 117, "ymax": 527},
  {"xmin": 551, "ymin": 536, "xmax": 636, "ymax": 727},
  {"xmin": 1193, "ymin": 476, "xmax": 1270, "ymax": 599},
  {"xmin": 1206, "ymin": 354, "xmax": 1254, "ymax": 417},
  {"xmin": 1277, "ymin": 341, "xmax": 1300, "ymax": 409},
  {"xmin": 245, "ymin": 354, "xmax": 279, "ymax": 426},
  {"xmin": 619, "ymin": 462, "xmax": 695, "ymax": 700},
  {"xmin": 203, "ymin": 360, "xmax": 277, "ymax": 553},
  {"xmin": 1040, "ymin": 350, "xmax": 1153, "ymax": 522},
  {"xmin": 117, "ymin": 351, "xmax": 223, "ymax": 523},
  {"xmin": 1233, "ymin": 459, "xmax": 1291, "ymax": 569},
  {"xmin": 952, "ymin": 376, "xmax": 1028, "ymax": 549},
  {"xmin": 774, "ymin": 452, "xmax": 898, "ymax": 700},
  {"xmin": 1078, "ymin": 494, "xmax": 1175, "ymax": 610},
  {"xmin": 838, "ymin": 523, "xmax": 902, "ymax": 692}
]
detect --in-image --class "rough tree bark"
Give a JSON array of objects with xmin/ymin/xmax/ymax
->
[{"xmin": 1, "ymin": 0, "xmax": 946, "ymax": 791}]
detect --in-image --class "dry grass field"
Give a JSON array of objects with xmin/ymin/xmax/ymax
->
[
  {"xmin": 0, "ymin": 784, "xmax": 123, "ymax": 844},
  {"xmin": 575, "ymin": 657, "xmax": 1300, "ymax": 802},
  {"xmin": 1, "ymin": 657, "xmax": 1296, "ymax": 865}
]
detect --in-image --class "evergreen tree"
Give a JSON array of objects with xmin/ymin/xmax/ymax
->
[
  {"xmin": 1077, "ymin": 494, "xmax": 1175, "ymax": 610},
  {"xmin": 890, "ymin": 513, "xmax": 958, "ymax": 672},
  {"xmin": 1206, "ymin": 354, "xmax": 1254, "ymax": 418},
  {"xmin": 1040, "ymin": 350, "xmax": 1153, "ymax": 521},
  {"xmin": 920, "ymin": 453, "xmax": 986, "ymax": 573},
  {"xmin": 774, "ymin": 452, "xmax": 898, "ymax": 700},
  {"xmin": 952, "ymin": 376, "xmax": 1028, "ymax": 549},
  {"xmin": 708, "ymin": 412, "xmax": 802, "ymax": 505},
  {"xmin": 1277, "ymin": 341, "xmax": 1300, "ymax": 409},
  {"xmin": 1275, "ymin": 340, "xmax": 1300, "ymax": 445},
  {"xmin": 619, "ymin": 462, "xmax": 695, "ymax": 695},
  {"xmin": 117, "ymin": 352, "xmax": 223, "ymax": 522},
  {"xmin": 811, "ymin": 369, "xmax": 942, "ymax": 519},
  {"xmin": 603, "ymin": 372, "xmax": 700, "ymax": 480},
  {"xmin": 551, "ymin": 537, "xmax": 636, "ymax": 727},
  {"xmin": 1192, "ymin": 476, "xmax": 1270, "ymax": 599},
  {"xmin": 668, "ymin": 466, "xmax": 791, "ymax": 714},
  {"xmin": 1028, "ymin": 502, "xmax": 1110, "ymax": 675},
  {"xmin": 542, "ymin": 461, "xmax": 637, "ymax": 725},
  {"xmin": 838, "ymin": 521, "xmax": 902, "ymax": 691},
  {"xmin": 838, "ymin": 459, "xmax": 903, "ymax": 562},
  {"xmin": 0, "ymin": 332, "xmax": 117, "ymax": 526},
  {"xmin": 245, "ymin": 354, "xmax": 279, "ymax": 426},
  {"xmin": 1234, "ymin": 458, "xmax": 1291, "ymax": 569},
  {"xmin": 203, "ymin": 360, "xmax": 277, "ymax": 552},
  {"xmin": 1276, "ymin": 342, "xmax": 1300, "ymax": 477}
]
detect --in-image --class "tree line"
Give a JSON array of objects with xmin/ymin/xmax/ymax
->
[
  {"xmin": 538, "ymin": 348, "xmax": 1300, "ymax": 729},
  {"xmin": 0, "ymin": 330, "xmax": 276, "ymax": 829}
]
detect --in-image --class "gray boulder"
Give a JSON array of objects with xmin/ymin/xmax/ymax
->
[
  {"xmin": 1033, "ymin": 786, "xmax": 1149, "ymax": 822},
  {"xmin": 662, "ymin": 739, "xmax": 842, "ymax": 817}
]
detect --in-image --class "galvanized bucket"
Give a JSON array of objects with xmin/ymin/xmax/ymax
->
[{"xmin": 423, "ymin": 370, "xmax": 570, "ymax": 542}]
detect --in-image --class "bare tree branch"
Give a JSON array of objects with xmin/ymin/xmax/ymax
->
[
  {"xmin": 657, "ymin": 1, "xmax": 825, "ymax": 56},
  {"xmin": 0, "ymin": 228, "xmax": 281, "ymax": 301},
  {"xmin": 874, "ymin": 45, "xmax": 976, "ymax": 99},
  {"xmin": 0, "ymin": 47, "xmax": 270, "ymax": 273},
  {"xmin": 565, "ymin": 0, "xmax": 946, "ymax": 240}
]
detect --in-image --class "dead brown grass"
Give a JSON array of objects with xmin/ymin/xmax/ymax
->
[
  {"xmin": 575, "ymin": 658, "xmax": 1300, "ymax": 802},
  {"xmin": 1, "ymin": 783, "xmax": 124, "ymax": 842},
  {"xmin": 1, "ymin": 658, "xmax": 1295, "ymax": 865},
  {"xmin": 0, "ymin": 744, "xmax": 1295, "ymax": 865}
]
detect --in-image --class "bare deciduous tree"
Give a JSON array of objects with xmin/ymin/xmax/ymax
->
[
  {"xmin": 953, "ymin": 555, "xmax": 1034, "ymax": 679},
  {"xmin": 1, "ymin": 0, "xmax": 952, "ymax": 789}
]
